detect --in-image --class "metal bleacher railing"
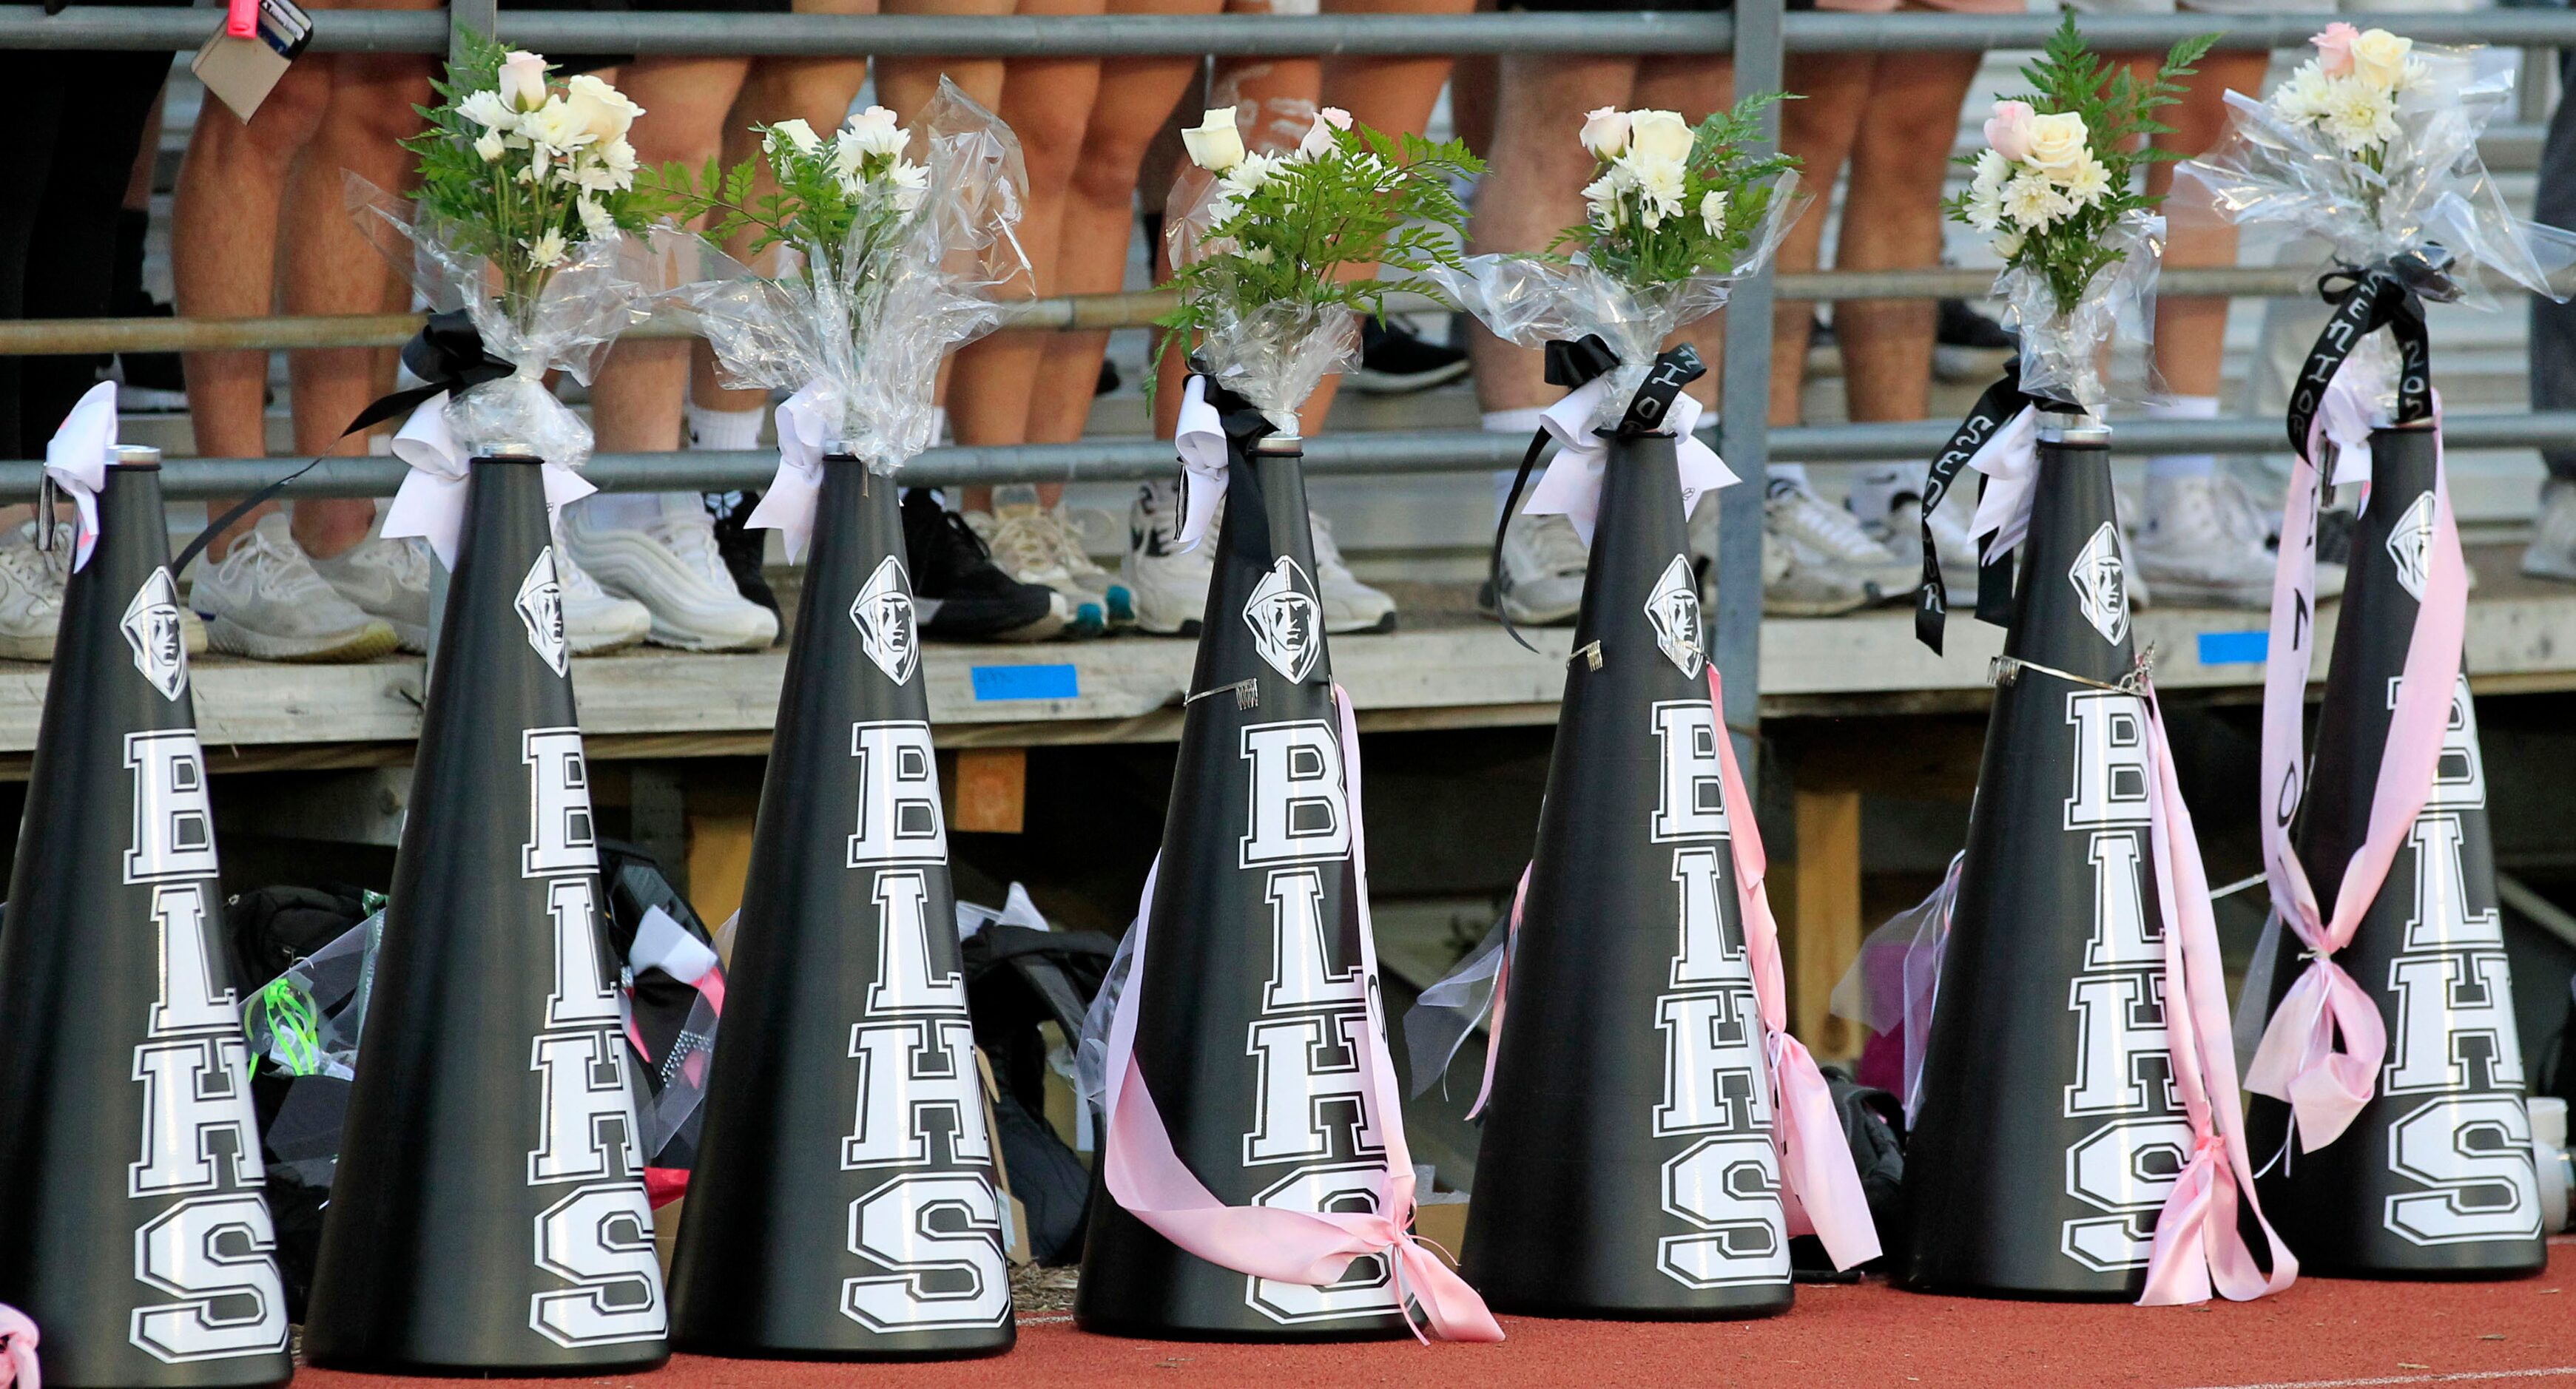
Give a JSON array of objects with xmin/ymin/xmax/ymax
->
[{"xmin": 6, "ymin": 4, "xmax": 2576, "ymax": 725}]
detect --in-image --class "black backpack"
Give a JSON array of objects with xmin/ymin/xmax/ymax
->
[{"xmin": 961, "ymin": 922, "xmax": 1116, "ymax": 1265}]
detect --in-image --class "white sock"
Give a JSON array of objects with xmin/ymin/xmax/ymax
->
[
  {"xmin": 931, "ymin": 405, "xmax": 951, "ymax": 447},
  {"xmin": 1484, "ymin": 408, "xmax": 1550, "ymax": 517},
  {"xmin": 685, "ymin": 403, "xmax": 766, "ymax": 451},
  {"xmin": 1848, "ymin": 465, "xmax": 1911, "ymax": 518},
  {"xmin": 1767, "ymin": 462, "xmax": 1812, "ymax": 494},
  {"xmin": 2145, "ymin": 396, "xmax": 2220, "ymax": 481},
  {"xmin": 582, "ymin": 491, "xmax": 701, "ymax": 531}
]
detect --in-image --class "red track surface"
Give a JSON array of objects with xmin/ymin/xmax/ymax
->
[{"xmin": 297, "ymin": 1238, "xmax": 2576, "ymax": 1389}]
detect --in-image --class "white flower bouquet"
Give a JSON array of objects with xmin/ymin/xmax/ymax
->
[
  {"xmin": 2181, "ymin": 24, "xmax": 2572, "ymax": 408},
  {"xmin": 652, "ymin": 81, "xmax": 1028, "ymax": 530},
  {"xmin": 1429, "ymin": 95, "xmax": 1802, "ymax": 431},
  {"xmin": 1159, "ymin": 104, "xmax": 1482, "ymax": 432},
  {"xmin": 354, "ymin": 36, "xmax": 668, "ymax": 471},
  {"xmin": 1949, "ymin": 18, "xmax": 2213, "ymax": 410}
]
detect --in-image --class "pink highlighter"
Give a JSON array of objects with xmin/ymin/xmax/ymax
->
[{"xmin": 226, "ymin": 0, "xmax": 258, "ymax": 38}]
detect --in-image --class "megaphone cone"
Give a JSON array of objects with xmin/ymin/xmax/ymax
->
[
  {"xmin": 670, "ymin": 458, "xmax": 1015, "ymax": 1356},
  {"xmin": 1905, "ymin": 419, "xmax": 2191, "ymax": 1299},
  {"xmin": 1460, "ymin": 433, "xmax": 1793, "ymax": 1319},
  {"xmin": 0, "ymin": 449, "xmax": 294, "ymax": 1388},
  {"xmin": 1075, "ymin": 438, "xmax": 1413, "ymax": 1342},
  {"xmin": 2248, "ymin": 422, "xmax": 2548, "ymax": 1276},
  {"xmin": 304, "ymin": 453, "xmax": 669, "ymax": 1372}
]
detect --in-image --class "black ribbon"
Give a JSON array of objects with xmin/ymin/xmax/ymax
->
[
  {"xmin": 1915, "ymin": 358, "xmax": 2038, "ymax": 655},
  {"xmin": 1488, "ymin": 337, "xmax": 1705, "ymax": 655},
  {"xmin": 2286, "ymin": 252, "xmax": 2449, "ymax": 467},
  {"xmin": 172, "ymin": 311, "xmax": 516, "ymax": 579}
]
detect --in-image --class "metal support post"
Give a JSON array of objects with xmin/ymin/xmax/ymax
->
[{"xmin": 1716, "ymin": 0, "xmax": 1782, "ymax": 783}]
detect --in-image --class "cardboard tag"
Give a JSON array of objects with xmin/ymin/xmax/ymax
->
[{"xmin": 191, "ymin": 0, "xmax": 311, "ymax": 122}]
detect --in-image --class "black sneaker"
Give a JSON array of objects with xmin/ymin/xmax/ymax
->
[
  {"xmin": 1346, "ymin": 317, "xmax": 1470, "ymax": 394},
  {"xmin": 1097, "ymin": 357, "xmax": 1121, "ymax": 397},
  {"xmin": 899, "ymin": 489, "xmax": 1069, "ymax": 642},
  {"xmin": 1934, "ymin": 298, "xmax": 2018, "ymax": 382},
  {"xmin": 704, "ymin": 490, "xmax": 783, "ymax": 642}
]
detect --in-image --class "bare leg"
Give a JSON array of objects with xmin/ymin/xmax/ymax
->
[
  {"xmin": 2126, "ymin": 49, "xmax": 2270, "ymax": 399},
  {"xmin": 1025, "ymin": 0, "xmax": 1216, "ymax": 458},
  {"xmin": 1321, "ymin": 0, "xmax": 1471, "ymax": 143},
  {"xmin": 1766, "ymin": 50, "xmax": 1872, "ymax": 427},
  {"xmin": 173, "ymin": 58, "xmax": 331, "ymax": 555},
  {"xmin": 1830, "ymin": 49, "xmax": 1978, "ymax": 425},
  {"xmin": 1464, "ymin": 53, "xmax": 1642, "ymax": 414},
  {"xmin": 587, "ymin": 56, "xmax": 753, "ymax": 458},
  {"xmin": 124, "ymin": 81, "xmax": 164, "ymax": 212},
  {"xmin": 878, "ymin": 0, "xmax": 1011, "ymax": 119},
  {"xmin": 689, "ymin": 0, "xmax": 881, "ymax": 416},
  {"xmin": 283, "ymin": 50, "xmax": 435, "ymax": 560},
  {"xmin": 951, "ymin": 0, "xmax": 1109, "ymax": 510}
]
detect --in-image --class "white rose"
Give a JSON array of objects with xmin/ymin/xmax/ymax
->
[
  {"xmin": 1579, "ymin": 106, "xmax": 1630, "ymax": 158},
  {"xmin": 526, "ymin": 229, "xmax": 568, "ymax": 269},
  {"xmin": 1181, "ymin": 108, "xmax": 1247, "ymax": 172},
  {"xmin": 843, "ymin": 104, "xmax": 908, "ymax": 158},
  {"xmin": 768, "ymin": 118, "xmax": 821, "ymax": 155},
  {"xmin": 459, "ymin": 89, "xmax": 516, "ymax": 132},
  {"xmin": 1626, "ymin": 109, "xmax": 1695, "ymax": 165},
  {"xmin": 497, "ymin": 50, "xmax": 549, "ymax": 111},
  {"xmin": 474, "ymin": 129, "xmax": 506, "ymax": 163},
  {"xmin": 2021, "ymin": 111, "xmax": 2089, "ymax": 177},
  {"xmin": 1295, "ymin": 105, "xmax": 1352, "ymax": 159},
  {"xmin": 1699, "ymin": 188, "xmax": 1728, "ymax": 238},
  {"xmin": 560, "ymin": 73, "xmax": 641, "ymax": 146},
  {"xmin": 2349, "ymin": 28, "xmax": 2412, "ymax": 89}
]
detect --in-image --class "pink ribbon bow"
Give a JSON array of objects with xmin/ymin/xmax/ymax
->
[
  {"xmin": 2138, "ymin": 684, "xmax": 2299, "ymax": 1305},
  {"xmin": 1097, "ymin": 685, "xmax": 1502, "ymax": 1343},
  {"xmin": 2247, "ymin": 396, "xmax": 2467, "ymax": 1153},
  {"xmin": 0, "ymin": 1302, "xmax": 37, "ymax": 1389},
  {"xmin": 1707, "ymin": 669, "xmax": 1882, "ymax": 1269}
]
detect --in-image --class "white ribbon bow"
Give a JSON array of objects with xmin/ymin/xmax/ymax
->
[
  {"xmin": 44, "ymin": 379, "xmax": 118, "ymax": 572},
  {"xmin": 2314, "ymin": 362, "xmax": 2385, "ymax": 490},
  {"xmin": 1171, "ymin": 375, "xmax": 1233, "ymax": 552},
  {"xmin": 1526, "ymin": 376, "xmax": 1738, "ymax": 546},
  {"xmin": 746, "ymin": 380, "xmax": 839, "ymax": 562},
  {"xmin": 381, "ymin": 392, "xmax": 599, "ymax": 568},
  {"xmin": 1962, "ymin": 403, "xmax": 2042, "ymax": 568}
]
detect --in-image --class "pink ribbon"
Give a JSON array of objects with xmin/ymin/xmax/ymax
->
[
  {"xmin": 1098, "ymin": 685, "xmax": 1503, "ymax": 1343},
  {"xmin": 2140, "ymin": 683, "xmax": 2299, "ymax": 1305},
  {"xmin": 2248, "ymin": 397, "xmax": 2467, "ymax": 1153},
  {"xmin": 0, "ymin": 1302, "xmax": 36, "ymax": 1389},
  {"xmin": 1463, "ymin": 864, "xmax": 1528, "ymax": 1122},
  {"xmin": 1705, "ymin": 669, "xmax": 1883, "ymax": 1270}
]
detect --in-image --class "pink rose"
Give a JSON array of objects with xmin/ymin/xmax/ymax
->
[
  {"xmin": 2313, "ymin": 22, "xmax": 2360, "ymax": 78},
  {"xmin": 1983, "ymin": 100, "xmax": 2036, "ymax": 163}
]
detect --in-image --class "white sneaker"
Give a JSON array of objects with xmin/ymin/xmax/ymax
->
[
  {"xmin": 1125, "ymin": 480, "xmax": 1215, "ymax": 636},
  {"xmin": 308, "ymin": 532, "xmax": 435, "ymax": 653},
  {"xmin": 970, "ymin": 487, "xmax": 1108, "ymax": 638},
  {"xmin": 1763, "ymin": 531, "xmax": 1877, "ymax": 618},
  {"xmin": 0, "ymin": 524, "xmax": 67, "ymax": 661},
  {"xmin": 1481, "ymin": 511, "xmax": 1589, "ymax": 627},
  {"xmin": 2522, "ymin": 479, "xmax": 2576, "ymax": 582},
  {"xmin": 1766, "ymin": 479, "xmax": 1918, "ymax": 603},
  {"xmin": 553, "ymin": 541, "xmax": 652, "ymax": 655},
  {"xmin": 2134, "ymin": 473, "xmax": 2342, "ymax": 608},
  {"xmin": 1309, "ymin": 512, "xmax": 1397, "ymax": 635},
  {"xmin": 562, "ymin": 496, "xmax": 778, "ymax": 652},
  {"xmin": 194, "ymin": 514, "xmax": 401, "ymax": 663}
]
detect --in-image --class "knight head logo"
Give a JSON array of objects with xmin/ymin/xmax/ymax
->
[
  {"xmin": 2068, "ymin": 522, "xmax": 2128, "ymax": 646},
  {"xmin": 1644, "ymin": 553, "xmax": 1705, "ymax": 679},
  {"xmin": 850, "ymin": 555, "xmax": 920, "ymax": 685},
  {"xmin": 2386, "ymin": 490, "xmax": 2436, "ymax": 602},
  {"xmin": 516, "ymin": 547, "xmax": 569, "ymax": 677},
  {"xmin": 1244, "ymin": 556, "xmax": 1322, "ymax": 683},
  {"xmin": 121, "ymin": 567, "xmax": 188, "ymax": 702}
]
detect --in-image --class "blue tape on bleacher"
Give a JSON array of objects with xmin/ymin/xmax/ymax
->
[
  {"xmin": 970, "ymin": 663, "xmax": 1081, "ymax": 701},
  {"xmin": 2196, "ymin": 630, "xmax": 2269, "ymax": 666}
]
